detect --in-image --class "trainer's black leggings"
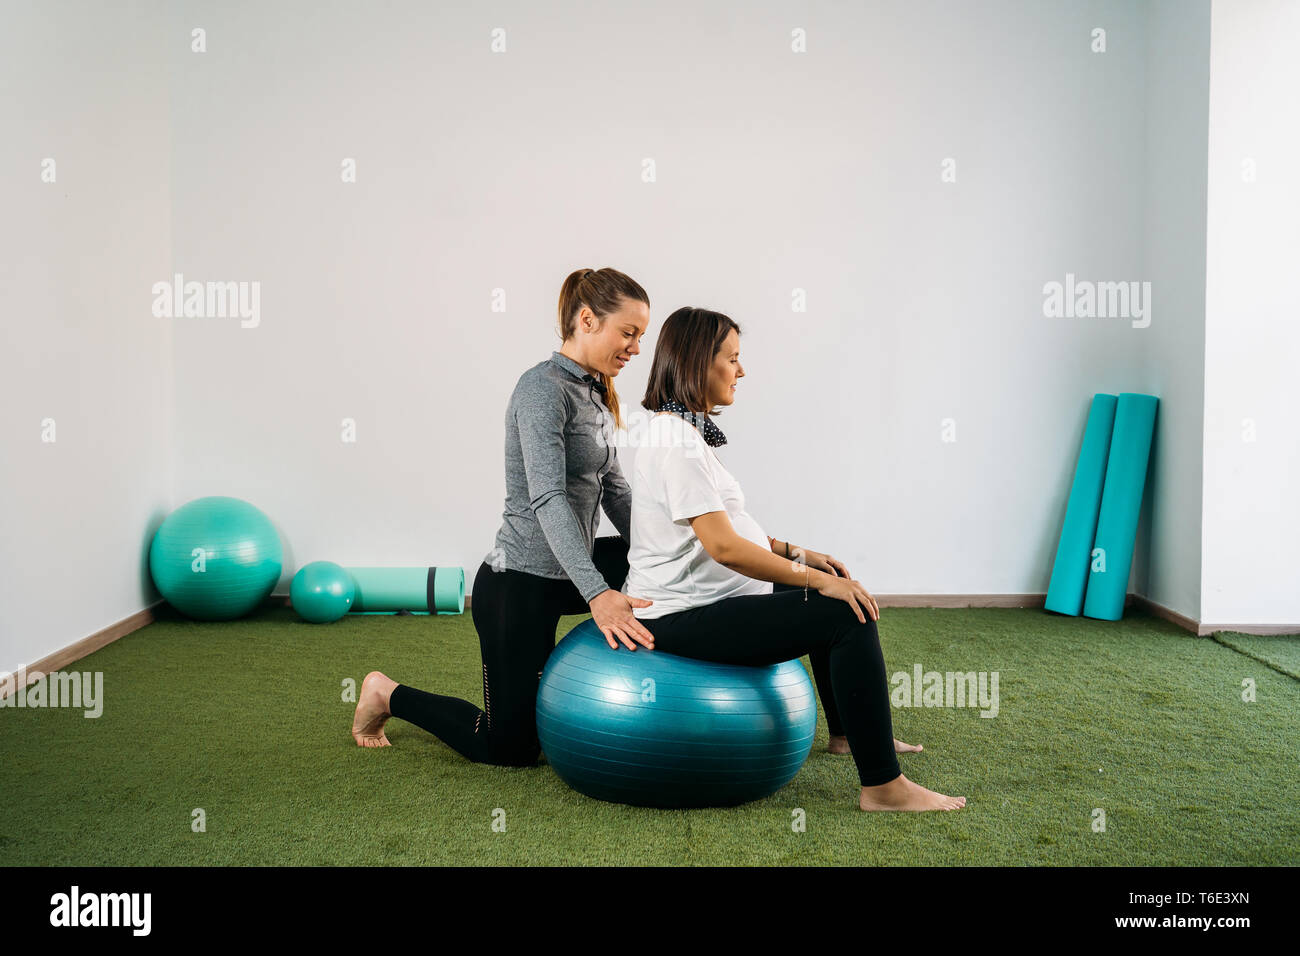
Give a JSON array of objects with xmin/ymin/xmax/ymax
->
[
  {"xmin": 389, "ymin": 535, "xmax": 901, "ymax": 786},
  {"xmin": 387, "ymin": 536, "xmax": 634, "ymax": 766}
]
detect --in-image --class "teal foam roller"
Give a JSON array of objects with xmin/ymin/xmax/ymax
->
[
  {"xmin": 345, "ymin": 567, "xmax": 465, "ymax": 615},
  {"xmin": 1045, "ymin": 394, "xmax": 1118, "ymax": 616},
  {"xmin": 1083, "ymin": 393, "xmax": 1159, "ymax": 621}
]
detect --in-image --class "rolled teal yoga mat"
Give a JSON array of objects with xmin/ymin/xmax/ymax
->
[
  {"xmin": 1083, "ymin": 393, "xmax": 1159, "ymax": 621},
  {"xmin": 1045, "ymin": 394, "xmax": 1118, "ymax": 616},
  {"xmin": 346, "ymin": 567, "xmax": 465, "ymax": 615}
]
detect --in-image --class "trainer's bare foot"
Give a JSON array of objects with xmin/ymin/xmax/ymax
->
[
  {"xmin": 827, "ymin": 735, "xmax": 923, "ymax": 754},
  {"xmin": 859, "ymin": 773, "xmax": 966, "ymax": 811},
  {"xmin": 352, "ymin": 671, "xmax": 397, "ymax": 748}
]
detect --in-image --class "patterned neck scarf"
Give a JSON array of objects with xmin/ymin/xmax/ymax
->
[{"xmin": 654, "ymin": 399, "xmax": 728, "ymax": 448}]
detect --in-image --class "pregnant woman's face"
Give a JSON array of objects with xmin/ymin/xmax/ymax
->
[
  {"xmin": 706, "ymin": 328, "xmax": 744, "ymax": 408},
  {"xmin": 586, "ymin": 297, "xmax": 650, "ymax": 378}
]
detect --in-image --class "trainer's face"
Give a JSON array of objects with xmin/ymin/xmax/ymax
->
[
  {"xmin": 575, "ymin": 297, "xmax": 649, "ymax": 378},
  {"xmin": 706, "ymin": 328, "xmax": 743, "ymax": 409}
]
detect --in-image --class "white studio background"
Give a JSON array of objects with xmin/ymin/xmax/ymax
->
[{"xmin": 4, "ymin": 0, "xmax": 1296, "ymax": 675}]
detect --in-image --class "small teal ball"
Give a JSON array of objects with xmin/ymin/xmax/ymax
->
[{"xmin": 291, "ymin": 561, "xmax": 355, "ymax": 623}]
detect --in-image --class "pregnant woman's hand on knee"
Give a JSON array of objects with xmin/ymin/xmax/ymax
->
[
  {"xmin": 814, "ymin": 573, "xmax": 879, "ymax": 623},
  {"xmin": 590, "ymin": 589, "xmax": 656, "ymax": 651}
]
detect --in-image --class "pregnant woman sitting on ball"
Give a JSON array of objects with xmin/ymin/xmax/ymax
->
[
  {"xmin": 350, "ymin": 267, "xmax": 656, "ymax": 764},
  {"xmin": 620, "ymin": 307, "xmax": 965, "ymax": 811}
]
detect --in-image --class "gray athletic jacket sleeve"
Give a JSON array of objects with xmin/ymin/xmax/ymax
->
[{"xmin": 491, "ymin": 351, "xmax": 625, "ymax": 603}]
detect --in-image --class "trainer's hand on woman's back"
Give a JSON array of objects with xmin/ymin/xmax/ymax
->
[{"xmin": 589, "ymin": 589, "xmax": 655, "ymax": 650}]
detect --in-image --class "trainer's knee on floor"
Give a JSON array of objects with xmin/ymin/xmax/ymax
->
[{"xmin": 487, "ymin": 732, "xmax": 541, "ymax": 767}]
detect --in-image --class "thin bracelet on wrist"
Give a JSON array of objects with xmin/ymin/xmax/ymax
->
[
  {"xmin": 784, "ymin": 540, "xmax": 809, "ymax": 601},
  {"xmin": 774, "ymin": 538, "xmax": 808, "ymax": 600}
]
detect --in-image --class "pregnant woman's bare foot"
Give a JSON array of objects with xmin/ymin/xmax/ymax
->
[
  {"xmin": 859, "ymin": 774, "xmax": 966, "ymax": 811},
  {"xmin": 828, "ymin": 735, "xmax": 923, "ymax": 754},
  {"xmin": 352, "ymin": 671, "xmax": 398, "ymax": 747}
]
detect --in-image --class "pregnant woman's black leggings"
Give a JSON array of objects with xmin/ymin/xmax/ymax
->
[
  {"xmin": 641, "ymin": 584, "xmax": 903, "ymax": 787},
  {"xmin": 389, "ymin": 535, "xmax": 900, "ymax": 786}
]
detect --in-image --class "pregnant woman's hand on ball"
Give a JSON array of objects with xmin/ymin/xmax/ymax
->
[
  {"xmin": 590, "ymin": 589, "xmax": 655, "ymax": 651},
  {"xmin": 814, "ymin": 572, "xmax": 880, "ymax": 623}
]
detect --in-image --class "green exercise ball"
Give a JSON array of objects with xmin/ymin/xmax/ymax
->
[
  {"xmin": 149, "ymin": 496, "xmax": 283, "ymax": 621},
  {"xmin": 291, "ymin": 561, "xmax": 355, "ymax": 623}
]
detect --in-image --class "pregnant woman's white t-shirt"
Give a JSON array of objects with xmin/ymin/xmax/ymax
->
[{"xmin": 622, "ymin": 412, "xmax": 773, "ymax": 619}]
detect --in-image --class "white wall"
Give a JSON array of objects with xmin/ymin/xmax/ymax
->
[
  {"xmin": 1202, "ymin": 0, "xmax": 1300, "ymax": 628},
  {"xmin": 1137, "ymin": 0, "xmax": 1211, "ymax": 620},
  {"xmin": 0, "ymin": 0, "xmax": 173, "ymax": 675},
  {"xmin": 165, "ymin": 0, "xmax": 1165, "ymax": 605},
  {"xmin": 5, "ymin": 0, "xmax": 1289, "ymax": 675}
]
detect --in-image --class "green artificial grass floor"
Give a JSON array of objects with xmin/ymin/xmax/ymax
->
[{"xmin": 1, "ymin": 605, "xmax": 1297, "ymax": 866}]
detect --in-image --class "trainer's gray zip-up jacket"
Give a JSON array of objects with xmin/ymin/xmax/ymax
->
[{"xmin": 490, "ymin": 351, "xmax": 632, "ymax": 601}]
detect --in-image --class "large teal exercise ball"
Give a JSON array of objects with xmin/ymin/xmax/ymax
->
[
  {"xmin": 291, "ymin": 561, "xmax": 355, "ymax": 623},
  {"xmin": 536, "ymin": 618, "xmax": 817, "ymax": 808},
  {"xmin": 148, "ymin": 496, "xmax": 283, "ymax": 621}
]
